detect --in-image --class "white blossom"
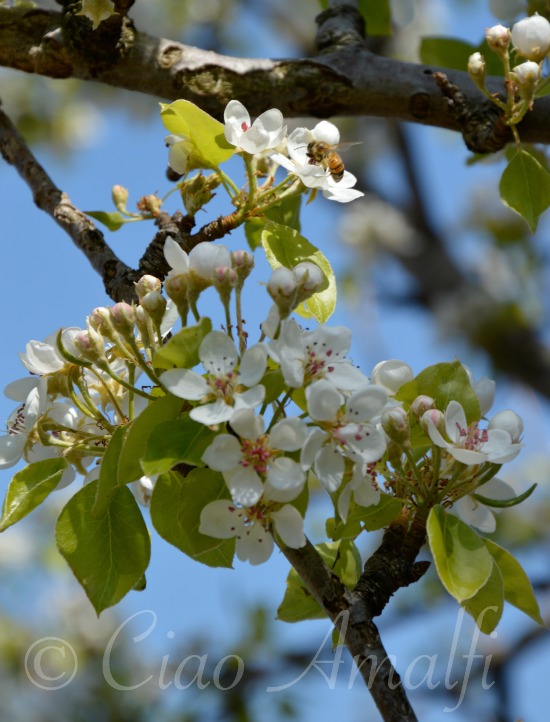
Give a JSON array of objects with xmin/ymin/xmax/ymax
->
[
  {"xmin": 201, "ymin": 409, "xmax": 308, "ymax": 505},
  {"xmin": 269, "ymin": 319, "xmax": 368, "ymax": 391},
  {"xmin": 301, "ymin": 380, "xmax": 388, "ymax": 492},
  {"xmin": 423, "ymin": 400, "xmax": 522, "ymax": 465},
  {"xmin": 160, "ymin": 331, "xmax": 267, "ymax": 426},
  {"xmin": 224, "ymin": 100, "xmax": 286, "ymax": 154},
  {"xmin": 454, "ymin": 477, "xmax": 516, "ymax": 533},
  {"xmin": 370, "ymin": 359, "xmax": 413, "ymax": 396},
  {"xmin": 199, "ymin": 497, "xmax": 305, "ymax": 565}
]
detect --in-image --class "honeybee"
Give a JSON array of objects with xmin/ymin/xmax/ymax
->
[{"xmin": 305, "ymin": 141, "xmax": 361, "ymax": 182}]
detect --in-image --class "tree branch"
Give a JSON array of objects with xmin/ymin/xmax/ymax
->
[
  {"xmin": 2, "ymin": 7, "xmax": 550, "ymax": 143},
  {"xmin": 280, "ymin": 538, "xmax": 419, "ymax": 722},
  {"xmin": 0, "ymin": 99, "xmax": 137, "ymax": 302}
]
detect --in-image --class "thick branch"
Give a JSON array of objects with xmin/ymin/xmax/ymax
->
[
  {"xmin": 2, "ymin": 7, "xmax": 550, "ymax": 142},
  {"xmin": 280, "ymin": 539, "xmax": 418, "ymax": 722}
]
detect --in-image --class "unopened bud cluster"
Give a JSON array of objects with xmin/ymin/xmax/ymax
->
[{"xmin": 468, "ymin": 13, "xmax": 550, "ymax": 129}]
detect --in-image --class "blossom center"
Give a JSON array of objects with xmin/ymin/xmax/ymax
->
[
  {"xmin": 206, "ymin": 372, "xmax": 237, "ymax": 403},
  {"xmin": 240, "ymin": 435, "xmax": 273, "ymax": 474},
  {"xmin": 454, "ymin": 421, "xmax": 488, "ymax": 451},
  {"xmin": 304, "ymin": 346, "xmax": 335, "ymax": 381}
]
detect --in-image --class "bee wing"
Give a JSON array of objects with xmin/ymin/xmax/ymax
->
[{"xmin": 335, "ymin": 141, "xmax": 362, "ymax": 153}]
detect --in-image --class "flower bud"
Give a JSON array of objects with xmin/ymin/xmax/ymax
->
[
  {"xmin": 512, "ymin": 13, "xmax": 550, "ymax": 62},
  {"xmin": 231, "ymin": 250, "xmax": 255, "ymax": 286},
  {"xmin": 267, "ymin": 267, "xmax": 298, "ymax": 316},
  {"xmin": 140, "ymin": 291, "xmax": 167, "ymax": 326},
  {"xmin": 485, "ymin": 24, "xmax": 511, "ymax": 53},
  {"xmin": 88, "ymin": 306, "xmax": 117, "ymax": 341},
  {"xmin": 136, "ymin": 306, "xmax": 154, "ymax": 348},
  {"xmin": 293, "ymin": 262, "xmax": 324, "ymax": 292},
  {"xmin": 411, "ymin": 395, "xmax": 435, "ymax": 417},
  {"xmin": 512, "ymin": 60, "xmax": 541, "ymax": 97},
  {"xmin": 213, "ymin": 265, "xmax": 237, "ymax": 290},
  {"xmin": 110, "ymin": 302, "xmax": 136, "ymax": 337},
  {"xmin": 180, "ymin": 172, "xmax": 221, "ymax": 216},
  {"xmin": 488, "ymin": 409, "xmax": 523, "ymax": 442},
  {"xmin": 381, "ymin": 406, "xmax": 410, "ymax": 445},
  {"xmin": 164, "ymin": 272, "xmax": 189, "ymax": 305},
  {"xmin": 420, "ymin": 408, "xmax": 445, "ymax": 435},
  {"xmin": 136, "ymin": 194, "xmax": 163, "ymax": 217},
  {"xmin": 135, "ymin": 275, "xmax": 162, "ymax": 301},
  {"xmin": 74, "ymin": 330, "xmax": 106, "ymax": 364},
  {"xmin": 468, "ymin": 52, "xmax": 487, "ymax": 90},
  {"xmin": 371, "ymin": 360, "xmax": 414, "ymax": 396},
  {"xmin": 112, "ymin": 184, "xmax": 129, "ymax": 213}
]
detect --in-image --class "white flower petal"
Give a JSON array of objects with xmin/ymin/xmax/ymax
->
[
  {"xmin": 160, "ymin": 369, "xmax": 208, "ymax": 400},
  {"xmin": 233, "ymin": 386, "xmax": 266, "ymax": 413},
  {"xmin": 199, "ymin": 499, "xmax": 244, "ymax": 538},
  {"xmin": 225, "ymin": 466, "xmax": 264, "ymax": 506},
  {"xmin": 269, "ymin": 417, "xmax": 308, "ymax": 452},
  {"xmin": 229, "ymin": 408, "xmax": 264, "ymax": 440},
  {"xmin": 345, "ymin": 385, "xmax": 388, "ymax": 423},
  {"xmin": 306, "ymin": 380, "xmax": 343, "ymax": 421},
  {"xmin": 199, "ymin": 331, "xmax": 238, "ymax": 375},
  {"xmin": 455, "ymin": 496, "xmax": 496, "ymax": 533},
  {"xmin": 272, "ymin": 505, "xmax": 306, "ymax": 548},
  {"xmin": 267, "ymin": 457, "xmax": 305, "ymax": 492},
  {"xmin": 190, "ymin": 400, "xmax": 234, "ymax": 425},
  {"xmin": 236, "ymin": 523, "xmax": 274, "ymax": 565},
  {"xmin": 3, "ymin": 377, "xmax": 39, "ymax": 402},
  {"xmin": 301, "ymin": 427, "xmax": 328, "ymax": 469},
  {"xmin": 164, "ymin": 236, "xmax": 190, "ymax": 273},
  {"xmin": 202, "ymin": 435, "xmax": 242, "ymax": 471},
  {"xmin": 312, "ymin": 120, "xmax": 340, "ymax": 145},
  {"xmin": 444, "ymin": 401, "xmax": 468, "ymax": 443},
  {"xmin": 314, "ymin": 444, "xmax": 345, "ymax": 492},
  {"xmin": 239, "ymin": 344, "xmax": 268, "ymax": 386},
  {"xmin": 0, "ymin": 434, "xmax": 26, "ymax": 469}
]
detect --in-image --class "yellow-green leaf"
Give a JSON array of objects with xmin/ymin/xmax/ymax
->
[{"xmin": 500, "ymin": 149, "xmax": 550, "ymax": 232}]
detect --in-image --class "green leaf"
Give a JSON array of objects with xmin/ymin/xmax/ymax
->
[
  {"xmin": 84, "ymin": 211, "xmax": 126, "ymax": 231},
  {"xmin": 160, "ymin": 100, "xmax": 234, "ymax": 170},
  {"xmin": 150, "ymin": 469, "xmax": 234, "ymax": 568},
  {"xmin": 500, "ymin": 149, "xmax": 550, "ymax": 232},
  {"xmin": 261, "ymin": 221, "xmax": 336, "ymax": 323},
  {"xmin": 461, "ymin": 561, "xmax": 504, "ymax": 634},
  {"xmin": 93, "ymin": 425, "xmax": 126, "ymax": 517},
  {"xmin": 328, "ymin": 493, "xmax": 403, "ymax": 540},
  {"xmin": 153, "ymin": 317, "xmax": 212, "ymax": 370},
  {"xmin": 419, "ymin": 37, "xmax": 503, "ymax": 75},
  {"xmin": 0, "ymin": 458, "xmax": 67, "ymax": 532},
  {"xmin": 485, "ymin": 539, "xmax": 544, "ymax": 624},
  {"xmin": 396, "ymin": 360, "xmax": 480, "ymax": 423},
  {"xmin": 427, "ymin": 506, "xmax": 493, "ymax": 603},
  {"xmin": 473, "ymin": 482, "xmax": 537, "ymax": 509},
  {"xmin": 277, "ymin": 540, "xmax": 361, "ymax": 622},
  {"xmin": 56, "ymin": 483, "xmax": 151, "ymax": 615},
  {"xmin": 141, "ymin": 416, "xmax": 216, "ymax": 476},
  {"xmin": 358, "ymin": 0, "xmax": 391, "ymax": 36},
  {"xmin": 117, "ymin": 393, "xmax": 183, "ymax": 485},
  {"xmin": 245, "ymin": 195, "xmax": 302, "ymax": 252}
]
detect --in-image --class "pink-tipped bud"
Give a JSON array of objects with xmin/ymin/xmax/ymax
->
[
  {"xmin": 231, "ymin": 250, "xmax": 255, "ymax": 286},
  {"xmin": 213, "ymin": 265, "xmax": 237, "ymax": 288},
  {"xmin": 74, "ymin": 330, "xmax": 106, "ymax": 363},
  {"xmin": 411, "ymin": 395, "xmax": 435, "ymax": 417},
  {"xmin": 267, "ymin": 267, "xmax": 298, "ymax": 314},
  {"xmin": 486, "ymin": 24, "xmax": 511, "ymax": 52},
  {"xmin": 110, "ymin": 302, "xmax": 136, "ymax": 336},
  {"xmin": 293, "ymin": 262, "xmax": 324, "ymax": 293},
  {"xmin": 420, "ymin": 408, "xmax": 445, "ymax": 435},
  {"xmin": 164, "ymin": 272, "xmax": 189, "ymax": 305}
]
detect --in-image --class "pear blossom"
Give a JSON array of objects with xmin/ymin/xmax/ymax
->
[
  {"xmin": 423, "ymin": 400, "xmax": 522, "ymax": 465},
  {"xmin": 462, "ymin": 366, "xmax": 495, "ymax": 417},
  {"xmin": 201, "ymin": 408, "xmax": 308, "ymax": 505},
  {"xmin": 223, "ymin": 100, "xmax": 286, "ymax": 154},
  {"xmin": 272, "ymin": 121, "xmax": 364, "ymax": 202},
  {"xmin": 160, "ymin": 331, "xmax": 268, "ymax": 426},
  {"xmin": 18, "ymin": 328, "xmax": 82, "ymax": 376},
  {"xmin": 0, "ymin": 379, "xmax": 47, "ymax": 470},
  {"xmin": 301, "ymin": 380, "xmax": 388, "ymax": 492},
  {"xmin": 511, "ymin": 13, "xmax": 550, "ymax": 61},
  {"xmin": 268, "ymin": 319, "xmax": 368, "ymax": 391},
  {"xmin": 199, "ymin": 497, "xmax": 306, "ymax": 565},
  {"xmin": 454, "ymin": 477, "xmax": 516, "ymax": 532},
  {"xmin": 337, "ymin": 461, "xmax": 381, "ymax": 522}
]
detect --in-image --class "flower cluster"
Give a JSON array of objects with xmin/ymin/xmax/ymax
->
[
  {"xmin": 468, "ymin": 14, "xmax": 550, "ymax": 132},
  {"xmin": 166, "ymin": 99, "xmax": 364, "ymax": 204}
]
